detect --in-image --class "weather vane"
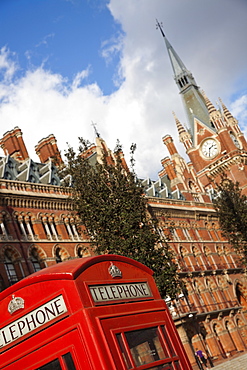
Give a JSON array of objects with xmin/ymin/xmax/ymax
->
[{"xmin": 91, "ymin": 121, "xmax": 100, "ymax": 138}]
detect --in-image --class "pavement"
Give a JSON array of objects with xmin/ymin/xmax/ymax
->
[{"xmin": 195, "ymin": 352, "xmax": 247, "ymax": 370}]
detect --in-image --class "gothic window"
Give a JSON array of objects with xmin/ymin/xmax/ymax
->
[
  {"xmin": 55, "ymin": 246, "xmax": 70, "ymax": 263},
  {"xmin": 77, "ymin": 247, "xmax": 84, "ymax": 258},
  {"xmin": 77, "ymin": 246, "xmax": 91, "ymax": 258},
  {"xmin": 55, "ymin": 248, "xmax": 62, "ymax": 263},
  {"xmin": 30, "ymin": 248, "xmax": 42, "ymax": 272},
  {"xmin": 4, "ymin": 250, "xmax": 19, "ymax": 285}
]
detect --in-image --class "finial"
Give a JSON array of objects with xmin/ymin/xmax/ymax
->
[
  {"xmin": 201, "ymin": 90, "xmax": 216, "ymax": 114},
  {"xmin": 91, "ymin": 121, "xmax": 100, "ymax": 138},
  {"xmin": 172, "ymin": 111, "xmax": 186, "ymax": 135},
  {"xmin": 156, "ymin": 19, "xmax": 166, "ymax": 38},
  {"xmin": 218, "ymin": 98, "xmax": 234, "ymax": 120}
]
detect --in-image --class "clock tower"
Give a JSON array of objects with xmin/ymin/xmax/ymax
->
[{"xmin": 157, "ymin": 21, "xmax": 247, "ymax": 195}]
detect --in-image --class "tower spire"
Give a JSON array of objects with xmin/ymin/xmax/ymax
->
[
  {"xmin": 156, "ymin": 20, "xmax": 195, "ymax": 88},
  {"xmin": 156, "ymin": 21, "xmax": 210, "ymax": 138}
]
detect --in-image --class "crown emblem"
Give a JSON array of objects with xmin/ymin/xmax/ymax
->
[
  {"xmin": 8, "ymin": 295, "xmax": 25, "ymax": 315},
  {"xmin": 108, "ymin": 262, "xmax": 122, "ymax": 278}
]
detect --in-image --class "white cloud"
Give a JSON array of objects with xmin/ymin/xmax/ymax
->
[
  {"xmin": 35, "ymin": 33, "xmax": 55, "ymax": 48},
  {"xmin": 0, "ymin": 0, "xmax": 247, "ymax": 180},
  {"xmin": 72, "ymin": 67, "xmax": 91, "ymax": 90},
  {"xmin": 101, "ymin": 33, "xmax": 124, "ymax": 65},
  {"xmin": 231, "ymin": 95, "xmax": 247, "ymax": 139},
  {"xmin": 231, "ymin": 95, "xmax": 247, "ymax": 120},
  {"xmin": 0, "ymin": 47, "xmax": 18, "ymax": 82}
]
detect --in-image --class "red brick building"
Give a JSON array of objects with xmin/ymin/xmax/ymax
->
[{"xmin": 1, "ymin": 29, "xmax": 247, "ymax": 368}]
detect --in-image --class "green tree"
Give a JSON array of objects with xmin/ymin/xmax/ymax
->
[
  {"xmin": 63, "ymin": 138, "xmax": 179, "ymax": 298},
  {"xmin": 213, "ymin": 176, "xmax": 247, "ymax": 263}
]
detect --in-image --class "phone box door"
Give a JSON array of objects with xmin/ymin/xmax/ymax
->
[
  {"xmin": 2, "ymin": 330, "xmax": 92, "ymax": 370},
  {"xmin": 101, "ymin": 311, "xmax": 188, "ymax": 370}
]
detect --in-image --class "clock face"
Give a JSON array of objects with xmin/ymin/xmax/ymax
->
[
  {"xmin": 230, "ymin": 133, "xmax": 240, "ymax": 148},
  {"xmin": 201, "ymin": 139, "xmax": 219, "ymax": 158}
]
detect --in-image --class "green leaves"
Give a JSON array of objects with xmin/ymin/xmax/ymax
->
[
  {"xmin": 213, "ymin": 176, "xmax": 247, "ymax": 263},
  {"xmin": 63, "ymin": 139, "xmax": 179, "ymax": 298}
]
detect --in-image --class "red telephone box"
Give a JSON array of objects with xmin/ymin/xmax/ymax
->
[{"xmin": 0, "ymin": 255, "xmax": 192, "ymax": 370}]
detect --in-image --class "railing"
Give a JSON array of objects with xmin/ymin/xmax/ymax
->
[
  {"xmin": 170, "ymin": 299, "xmax": 240, "ymax": 317},
  {"xmin": 178, "ymin": 262, "xmax": 243, "ymax": 273},
  {"xmin": 0, "ymin": 179, "xmax": 71, "ymax": 196}
]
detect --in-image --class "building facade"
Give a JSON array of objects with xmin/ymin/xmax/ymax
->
[{"xmin": 0, "ymin": 30, "xmax": 247, "ymax": 368}]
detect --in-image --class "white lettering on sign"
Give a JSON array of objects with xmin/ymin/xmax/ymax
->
[
  {"xmin": 89, "ymin": 282, "xmax": 152, "ymax": 303},
  {"xmin": 0, "ymin": 295, "xmax": 67, "ymax": 349}
]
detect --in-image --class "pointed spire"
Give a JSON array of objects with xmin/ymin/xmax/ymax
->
[
  {"xmin": 172, "ymin": 112, "xmax": 192, "ymax": 150},
  {"xmin": 156, "ymin": 20, "xmax": 186, "ymax": 77},
  {"xmin": 201, "ymin": 91, "xmax": 227, "ymax": 130},
  {"xmin": 157, "ymin": 21, "xmax": 210, "ymax": 137},
  {"xmin": 201, "ymin": 91, "xmax": 217, "ymax": 115},
  {"xmin": 156, "ymin": 20, "xmax": 196, "ymax": 90},
  {"xmin": 173, "ymin": 111, "xmax": 186, "ymax": 135},
  {"xmin": 219, "ymin": 98, "xmax": 234, "ymax": 120}
]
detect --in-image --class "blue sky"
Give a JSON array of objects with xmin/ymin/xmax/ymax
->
[
  {"xmin": 0, "ymin": 0, "xmax": 247, "ymax": 178},
  {"xmin": 0, "ymin": 0, "xmax": 122, "ymax": 94}
]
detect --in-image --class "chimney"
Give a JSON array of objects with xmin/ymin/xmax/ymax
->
[
  {"xmin": 162, "ymin": 135, "xmax": 178, "ymax": 156},
  {"xmin": 0, "ymin": 127, "xmax": 29, "ymax": 161},
  {"xmin": 35, "ymin": 134, "xmax": 63, "ymax": 165}
]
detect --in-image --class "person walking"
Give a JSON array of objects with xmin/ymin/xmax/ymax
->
[{"xmin": 195, "ymin": 348, "xmax": 209, "ymax": 370}]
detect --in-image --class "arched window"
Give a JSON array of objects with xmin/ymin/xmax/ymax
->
[
  {"xmin": 55, "ymin": 248, "xmax": 62, "ymax": 263},
  {"xmin": 30, "ymin": 248, "xmax": 42, "ymax": 272},
  {"xmin": 4, "ymin": 250, "xmax": 18, "ymax": 285},
  {"xmin": 77, "ymin": 246, "xmax": 91, "ymax": 258},
  {"xmin": 77, "ymin": 247, "xmax": 83, "ymax": 258}
]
